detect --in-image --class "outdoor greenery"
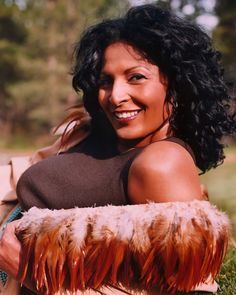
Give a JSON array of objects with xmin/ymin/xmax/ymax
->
[
  {"xmin": 192, "ymin": 249, "xmax": 236, "ymax": 295},
  {"xmin": 0, "ymin": 0, "xmax": 235, "ymax": 145},
  {"xmin": 201, "ymin": 153, "xmax": 236, "ymax": 237},
  {"xmin": 199, "ymin": 148, "xmax": 236, "ymax": 295},
  {"xmin": 0, "ymin": 0, "xmax": 235, "ymax": 294},
  {"xmin": 213, "ymin": 0, "xmax": 236, "ymax": 83},
  {"xmin": 0, "ymin": 0, "xmax": 129, "ymax": 143}
]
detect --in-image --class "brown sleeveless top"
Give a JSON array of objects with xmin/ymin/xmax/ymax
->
[{"xmin": 16, "ymin": 134, "xmax": 195, "ymax": 210}]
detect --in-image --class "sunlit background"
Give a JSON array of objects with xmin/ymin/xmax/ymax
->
[
  {"xmin": 0, "ymin": 0, "xmax": 235, "ymax": 147},
  {"xmin": 0, "ymin": 1, "xmax": 235, "ymax": 292},
  {"xmin": 0, "ymin": 0, "xmax": 235, "ymax": 224}
]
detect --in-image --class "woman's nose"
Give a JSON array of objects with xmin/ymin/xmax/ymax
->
[{"xmin": 109, "ymin": 80, "xmax": 129, "ymax": 106}]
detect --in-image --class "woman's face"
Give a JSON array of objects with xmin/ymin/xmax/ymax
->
[{"xmin": 98, "ymin": 42, "xmax": 171, "ymax": 149}]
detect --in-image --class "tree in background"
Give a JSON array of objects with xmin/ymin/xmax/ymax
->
[
  {"xmin": 213, "ymin": 0, "xmax": 236, "ymax": 84},
  {"xmin": 0, "ymin": 1, "xmax": 27, "ymax": 138},
  {"xmin": 156, "ymin": 0, "xmax": 236, "ymax": 84},
  {"xmin": 0, "ymin": 0, "xmax": 235, "ymax": 146},
  {"xmin": 155, "ymin": 0, "xmax": 235, "ymax": 119},
  {"xmin": 0, "ymin": 0, "xmax": 129, "ymax": 146}
]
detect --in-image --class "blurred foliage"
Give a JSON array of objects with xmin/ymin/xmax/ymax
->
[
  {"xmin": 0, "ymin": 0, "xmax": 235, "ymax": 146},
  {"xmin": 200, "ymin": 149, "xmax": 236, "ymax": 238},
  {"xmin": 213, "ymin": 0, "xmax": 236, "ymax": 83},
  {"xmin": 0, "ymin": 0, "xmax": 129, "ymax": 144},
  {"xmin": 154, "ymin": 0, "xmax": 208, "ymax": 17},
  {"xmin": 200, "ymin": 149, "xmax": 236, "ymax": 295}
]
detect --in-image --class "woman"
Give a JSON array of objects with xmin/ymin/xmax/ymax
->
[{"xmin": 0, "ymin": 4, "xmax": 235, "ymax": 294}]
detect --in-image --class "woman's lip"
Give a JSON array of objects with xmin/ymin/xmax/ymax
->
[
  {"xmin": 113, "ymin": 110, "xmax": 141, "ymax": 122},
  {"xmin": 113, "ymin": 110, "xmax": 141, "ymax": 115}
]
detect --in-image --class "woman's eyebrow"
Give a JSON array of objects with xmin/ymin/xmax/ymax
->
[
  {"xmin": 124, "ymin": 66, "xmax": 151, "ymax": 73},
  {"xmin": 99, "ymin": 66, "xmax": 153, "ymax": 77}
]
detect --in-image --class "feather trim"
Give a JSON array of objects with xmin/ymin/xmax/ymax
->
[{"xmin": 16, "ymin": 201, "xmax": 230, "ymax": 295}]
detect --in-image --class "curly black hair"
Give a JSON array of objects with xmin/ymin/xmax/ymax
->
[{"xmin": 72, "ymin": 4, "xmax": 236, "ymax": 173}]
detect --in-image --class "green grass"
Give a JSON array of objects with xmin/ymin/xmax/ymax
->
[
  {"xmin": 191, "ymin": 249, "xmax": 236, "ymax": 295},
  {"xmin": 200, "ymin": 157, "xmax": 236, "ymax": 238},
  {"xmin": 217, "ymin": 248, "xmax": 236, "ymax": 295},
  {"xmin": 194, "ymin": 149, "xmax": 236, "ymax": 295}
]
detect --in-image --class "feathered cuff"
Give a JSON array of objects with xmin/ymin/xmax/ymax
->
[{"xmin": 16, "ymin": 201, "xmax": 230, "ymax": 294}]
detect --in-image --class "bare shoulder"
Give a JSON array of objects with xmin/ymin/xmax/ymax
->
[{"xmin": 127, "ymin": 140, "xmax": 203, "ymax": 204}]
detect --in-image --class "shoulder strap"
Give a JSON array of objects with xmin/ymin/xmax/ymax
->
[{"xmin": 164, "ymin": 136, "xmax": 196, "ymax": 163}]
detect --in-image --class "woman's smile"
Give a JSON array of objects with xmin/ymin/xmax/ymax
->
[
  {"xmin": 98, "ymin": 42, "xmax": 171, "ymax": 150},
  {"xmin": 113, "ymin": 110, "xmax": 141, "ymax": 121}
]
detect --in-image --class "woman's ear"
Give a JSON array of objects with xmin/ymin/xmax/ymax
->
[{"xmin": 159, "ymin": 69, "xmax": 168, "ymax": 88}]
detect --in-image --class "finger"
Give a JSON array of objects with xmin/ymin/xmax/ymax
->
[
  {"xmin": 0, "ymin": 223, "xmax": 7, "ymax": 240},
  {"xmin": 0, "ymin": 222, "xmax": 22, "ymax": 278}
]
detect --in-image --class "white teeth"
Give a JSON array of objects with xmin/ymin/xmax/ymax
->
[{"xmin": 115, "ymin": 111, "xmax": 139, "ymax": 119}]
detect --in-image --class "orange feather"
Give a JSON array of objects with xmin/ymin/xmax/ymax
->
[{"xmin": 16, "ymin": 201, "xmax": 230, "ymax": 294}]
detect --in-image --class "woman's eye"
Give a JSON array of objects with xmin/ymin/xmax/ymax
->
[{"xmin": 129, "ymin": 74, "xmax": 146, "ymax": 82}]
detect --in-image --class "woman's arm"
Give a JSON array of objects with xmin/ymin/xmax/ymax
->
[
  {"xmin": 15, "ymin": 202, "xmax": 229, "ymax": 294},
  {"xmin": 128, "ymin": 141, "xmax": 203, "ymax": 204}
]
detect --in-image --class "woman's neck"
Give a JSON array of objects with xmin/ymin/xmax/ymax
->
[{"xmin": 117, "ymin": 121, "xmax": 172, "ymax": 153}]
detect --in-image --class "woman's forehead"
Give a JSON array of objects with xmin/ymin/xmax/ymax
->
[{"xmin": 101, "ymin": 42, "xmax": 157, "ymax": 72}]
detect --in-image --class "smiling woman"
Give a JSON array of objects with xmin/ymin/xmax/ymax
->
[
  {"xmin": 98, "ymin": 42, "xmax": 170, "ymax": 150},
  {"xmin": 0, "ymin": 3, "xmax": 235, "ymax": 295}
]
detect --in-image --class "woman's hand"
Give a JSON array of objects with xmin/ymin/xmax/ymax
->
[{"xmin": 0, "ymin": 220, "xmax": 21, "ymax": 279}]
